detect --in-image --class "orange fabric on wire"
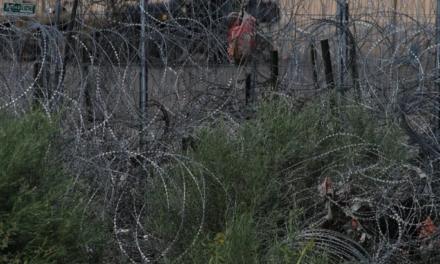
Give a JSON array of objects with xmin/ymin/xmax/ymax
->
[{"xmin": 227, "ymin": 11, "xmax": 258, "ymax": 65}]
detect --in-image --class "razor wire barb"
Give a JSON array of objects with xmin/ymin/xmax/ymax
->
[{"xmin": 2, "ymin": 0, "xmax": 440, "ymax": 263}]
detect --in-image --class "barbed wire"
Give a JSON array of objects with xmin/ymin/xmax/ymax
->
[{"xmin": 2, "ymin": 0, "xmax": 440, "ymax": 262}]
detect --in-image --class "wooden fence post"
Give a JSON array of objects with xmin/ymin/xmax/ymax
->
[
  {"xmin": 321, "ymin": 39, "xmax": 334, "ymax": 90},
  {"xmin": 270, "ymin": 50, "xmax": 279, "ymax": 91},
  {"xmin": 245, "ymin": 73, "xmax": 251, "ymax": 105},
  {"xmin": 311, "ymin": 42, "xmax": 319, "ymax": 90}
]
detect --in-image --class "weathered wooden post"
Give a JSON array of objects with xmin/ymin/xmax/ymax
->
[
  {"xmin": 321, "ymin": 39, "xmax": 337, "ymax": 111},
  {"xmin": 321, "ymin": 39, "xmax": 334, "ymax": 90},
  {"xmin": 245, "ymin": 73, "xmax": 251, "ymax": 105},
  {"xmin": 310, "ymin": 42, "xmax": 319, "ymax": 90},
  {"xmin": 270, "ymin": 50, "xmax": 279, "ymax": 91}
]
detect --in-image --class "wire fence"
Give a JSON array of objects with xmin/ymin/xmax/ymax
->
[{"xmin": 2, "ymin": 0, "xmax": 440, "ymax": 262}]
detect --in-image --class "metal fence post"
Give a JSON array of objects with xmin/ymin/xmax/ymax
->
[
  {"xmin": 436, "ymin": 0, "xmax": 440, "ymax": 143},
  {"xmin": 337, "ymin": 0, "xmax": 347, "ymax": 92},
  {"xmin": 140, "ymin": 0, "xmax": 148, "ymax": 159},
  {"xmin": 54, "ymin": 0, "xmax": 60, "ymax": 107}
]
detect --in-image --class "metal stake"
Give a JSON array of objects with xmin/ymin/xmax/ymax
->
[
  {"xmin": 337, "ymin": 0, "xmax": 347, "ymax": 92},
  {"xmin": 436, "ymin": 0, "xmax": 440, "ymax": 143},
  {"xmin": 140, "ymin": 0, "xmax": 148, "ymax": 160},
  {"xmin": 55, "ymin": 0, "xmax": 60, "ymax": 27},
  {"xmin": 54, "ymin": 0, "xmax": 60, "ymax": 110}
]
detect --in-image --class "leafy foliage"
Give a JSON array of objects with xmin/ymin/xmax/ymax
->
[
  {"xmin": 137, "ymin": 97, "xmax": 408, "ymax": 263},
  {"xmin": 1, "ymin": 0, "xmax": 439, "ymax": 262},
  {"xmin": 0, "ymin": 111, "xmax": 109, "ymax": 264}
]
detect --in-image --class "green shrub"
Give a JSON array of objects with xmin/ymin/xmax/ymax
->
[
  {"xmin": 0, "ymin": 111, "xmax": 109, "ymax": 264},
  {"xmin": 134, "ymin": 97, "xmax": 408, "ymax": 263}
]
